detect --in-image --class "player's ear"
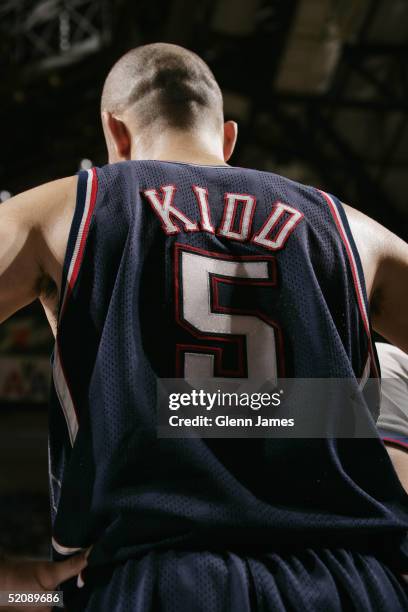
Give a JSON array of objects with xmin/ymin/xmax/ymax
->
[
  {"xmin": 223, "ymin": 120, "xmax": 238, "ymax": 162},
  {"xmin": 101, "ymin": 111, "xmax": 132, "ymax": 163}
]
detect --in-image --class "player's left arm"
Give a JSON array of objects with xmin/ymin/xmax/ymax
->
[
  {"xmin": 343, "ymin": 204, "xmax": 408, "ymax": 353},
  {"xmin": 0, "ymin": 177, "xmax": 77, "ymax": 331},
  {"xmin": 344, "ymin": 206, "xmax": 408, "ymax": 493}
]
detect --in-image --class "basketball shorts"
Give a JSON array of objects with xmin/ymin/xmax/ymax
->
[{"xmin": 57, "ymin": 547, "xmax": 408, "ymax": 611}]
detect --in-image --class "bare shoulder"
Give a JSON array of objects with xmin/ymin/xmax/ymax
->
[
  {"xmin": 29, "ymin": 176, "xmax": 78, "ymax": 285},
  {"xmin": 0, "ymin": 176, "xmax": 77, "ymax": 228},
  {"xmin": 0, "ymin": 175, "xmax": 78, "ymax": 286},
  {"xmin": 0, "ymin": 176, "xmax": 78, "ymax": 330},
  {"xmin": 342, "ymin": 204, "xmax": 404, "ymax": 296},
  {"xmin": 343, "ymin": 203, "xmax": 407, "ymax": 260},
  {"xmin": 343, "ymin": 203, "xmax": 408, "ymax": 351}
]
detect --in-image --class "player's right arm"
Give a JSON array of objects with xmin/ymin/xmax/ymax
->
[
  {"xmin": 344, "ymin": 205, "xmax": 408, "ymax": 353},
  {"xmin": 0, "ymin": 177, "xmax": 77, "ymax": 333},
  {"xmin": 0, "ymin": 177, "xmax": 88, "ymax": 591}
]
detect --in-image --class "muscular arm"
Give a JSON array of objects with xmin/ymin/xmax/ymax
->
[
  {"xmin": 0, "ymin": 177, "xmax": 77, "ymax": 333},
  {"xmin": 0, "ymin": 177, "xmax": 91, "ymax": 592},
  {"xmin": 345, "ymin": 208, "xmax": 408, "ymax": 491},
  {"xmin": 344, "ymin": 205, "xmax": 408, "ymax": 353}
]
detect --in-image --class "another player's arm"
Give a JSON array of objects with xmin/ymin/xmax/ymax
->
[
  {"xmin": 0, "ymin": 177, "xmax": 77, "ymax": 334},
  {"xmin": 344, "ymin": 205, "xmax": 408, "ymax": 353}
]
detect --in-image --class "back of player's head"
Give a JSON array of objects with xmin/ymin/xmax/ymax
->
[{"xmin": 101, "ymin": 43, "xmax": 224, "ymax": 136}]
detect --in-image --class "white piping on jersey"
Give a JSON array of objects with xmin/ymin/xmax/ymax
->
[
  {"xmin": 53, "ymin": 348, "xmax": 78, "ymax": 445},
  {"xmin": 53, "ymin": 168, "xmax": 96, "ymax": 447},
  {"xmin": 52, "ymin": 536, "xmax": 86, "ymax": 556},
  {"xmin": 51, "ymin": 473, "xmax": 62, "ymax": 488},
  {"xmin": 359, "ymin": 355, "xmax": 371, "ymax": 390}
]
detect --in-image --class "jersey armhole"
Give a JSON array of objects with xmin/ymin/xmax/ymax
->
[
  {"xmin": 317, "ymin": 189, "xmax": 380, "ymax": 380},
  {"xmin": 379, "ymin": 429, "xmax": 408, "ymax": 452},
  {"xmin": 57, "ymin": 168, "xmax": 98, "ymax": 321},
  {"xmin": 53, "ymin": 168, "xmax": 98, "ymax": 448}
]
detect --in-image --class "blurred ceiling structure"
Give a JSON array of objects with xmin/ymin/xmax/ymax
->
[{"xmin": 0, "ymin": 0, "xmax": 407, "ymax": 235}]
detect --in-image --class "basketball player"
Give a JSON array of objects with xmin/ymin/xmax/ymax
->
[{"xmin": 1, "ymin": 43, "xmax": 408, "ymax": 610}]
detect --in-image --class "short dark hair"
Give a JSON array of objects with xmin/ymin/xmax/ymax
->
[{"xmin": 101, "ymin": 43, "xmax": 224, "ymax": 133}]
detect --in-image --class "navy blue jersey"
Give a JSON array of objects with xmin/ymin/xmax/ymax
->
[{"xmin": 49, "ymin": 161, "xmax": 408, "ymax": 570}]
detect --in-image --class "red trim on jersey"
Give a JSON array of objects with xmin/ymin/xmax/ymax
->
[
  {"xmin": 318, "ymin": 190, "xmax": 379, "ymax": 380},
  {"xmin": 382, "ymin": 437, "xmax": 408, "ymax": 452},
  {"xmin": 61, "ymin": 167, "xmax": 98, "ymax": 318},
  {"xmin": 69, "ymin": 167, "xmax": 98, "ymax": 289},
  {"xmin": 54, "ymin": 167, "xmax": 98, "ymax": 443}
]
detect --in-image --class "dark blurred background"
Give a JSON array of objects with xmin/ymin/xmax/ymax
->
[{"xmin": 0, "ymin": 0, "xmax": 407, "ymax": 559}]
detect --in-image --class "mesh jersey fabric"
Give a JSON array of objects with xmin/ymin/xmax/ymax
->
[
  {"xmin": 59, "ymin": 548, "xmax": 408, "ymax": 612},
  {"xmin": 49, "ymin": 161, "xmax": 408, "ymax": 577}
]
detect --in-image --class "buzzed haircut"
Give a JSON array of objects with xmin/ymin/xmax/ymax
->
[{"xmin": 101, "ymin": 43, "xmax": 224, "ymax": 134}]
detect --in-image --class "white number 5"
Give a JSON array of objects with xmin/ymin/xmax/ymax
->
[{"xmin": 175, "ymin": 245, "xmax": 282, "ymax": 382}]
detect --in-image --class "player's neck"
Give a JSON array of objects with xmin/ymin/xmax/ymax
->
[{"xmin": 130, "ymin": 129, "xmax": 229, "ymax": 166}]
